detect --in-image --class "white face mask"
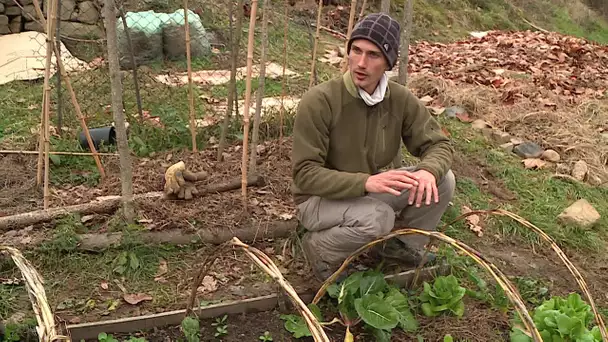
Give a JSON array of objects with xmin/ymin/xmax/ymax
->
[{"xmin": 357, "ymin": 72, "xmax": 388, "ymax": 106}]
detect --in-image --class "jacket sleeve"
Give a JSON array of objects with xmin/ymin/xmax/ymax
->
[
  {"xmin": 291, "ymin": 90, "xmax": 370, "ymax": 199},
  {"xmin": 401, "ymin": 89, "xmax": 454, "ymax": 181}
]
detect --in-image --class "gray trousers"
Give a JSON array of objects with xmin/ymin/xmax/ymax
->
[{"xmin": 296, "ymin": 168, "xmax": 456, "ymax": 266}]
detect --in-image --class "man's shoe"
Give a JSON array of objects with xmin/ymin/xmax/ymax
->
[{"xmin": 372, "ymin": 239, "xmax": 436, "ymax": 266}]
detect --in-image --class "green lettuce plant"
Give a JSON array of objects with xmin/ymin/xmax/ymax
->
[{"xmin": 419, "ymin": 275, "xmax": 467, "ymax": 318}]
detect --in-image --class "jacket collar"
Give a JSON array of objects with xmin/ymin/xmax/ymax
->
[{"xmin": 342, "ymin": 71, "xmax": 391, "ymax": 100}]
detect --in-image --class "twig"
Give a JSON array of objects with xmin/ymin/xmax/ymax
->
[
  {"xmin": 185, "ymin": 243, "xmax": 227, "ymax": 317},
  {"xmin": 522, "ymin": 17, "xmax": 550, "ymax": 33},
  {"xmin": 310, "ymin": 228, "xmax": 542, "ymax": 342},
  {"xmin": 0, "ymin": 150, "xmax": 118, "ymax": 156},
  {"xmin": 241, "ymin": 0, "xmax": 259, "ymax": 212},
  {"xmin": 357, "ymin": 0, "xmax": 367, "ymax": 21},
  {"xmin": 231, "ymin": 237, "xmax": 330, "ymax": 342},
  {"xmin": 0, "ymin": 246, "xmax": 71, "ymax": 342},
  {"xmin": 309, "ymin": 0, "xmax": 323, "ymax": 89},
  {"xmin": 315, "ymin": 25, "xmax": 347, "ymax": 39}
]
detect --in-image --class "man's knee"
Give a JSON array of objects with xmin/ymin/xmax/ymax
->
[
  {"xmin": 355, "ymin": 198, "xmax": 395, "ymax": 239},
  {"xmin": 438, "ymin": 169, "xmax": 456, "ymax": 200}
]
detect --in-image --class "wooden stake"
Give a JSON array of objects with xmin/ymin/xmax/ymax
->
[
  {"xmin": 183, "ymin": 3, "xmax": 197, "ymax": 152},
  {"xmin": 340, "ymin": 0, "xmax": 358, "ymax": 73},
  {"xmin": 33, "ymin": 0, "xmax": 46, "ymax": 187},
  {"xmin": 279, "ymin": 0, "xmax": 289, "ymax": 147},
  {"xmin": 241, "ymin": 0, "xmax": 259, "ymax": 211},
  {"xmin": 309, "ymin": 0, "xmax": 323, "ymax": 89},
  {"xmin": 41, "ymin": 0, "xmax": 59, "ymax": 209},
  {"xmin": 397, "ymin": 0, "xmax": 413, "ymax": 85},
  {"xmin": 358, "ymin": 0, "xmax": 367, "ymax": 20}
]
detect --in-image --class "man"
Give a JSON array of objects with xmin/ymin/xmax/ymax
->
[{"xmin": 291, "ymin": 13, "xmax": 456, "ymax": 281}]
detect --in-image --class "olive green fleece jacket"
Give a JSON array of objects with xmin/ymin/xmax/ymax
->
[{"xmin": 291, "ymin": 71, "xmax": 454, "ymax": 205}]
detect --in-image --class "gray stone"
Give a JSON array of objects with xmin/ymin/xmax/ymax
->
[
  {"xmin": 117, "ymin": 23, "xmax": 163, "ymax": 68},
  {"xmin": 513, "ymin": 142, "xmax": 544, "ymax": 159},
  {"xmin": 22, "ymin": 5, "xmax": 36, "ymax": 20},
  {"xmin": 557, "ymin": 199, "xmax": 601, "ymax": 229},
  {"xmin": 482, "ymin": 127, "xmax": 493, "ymax": 139},
  {"xmin": 5, "ymin": 5, "xmax": 21, "ymax": 15},
  {"xmin": 59, "ymin": 20, "xmax": 102, "ymax": 39},
  {"xmin": 572, "ymin": 160, "xmax": 588, "ymax": 181},
  {"xmin": 541, "ymin": 149, "xmax": 560, "ymax": 162},
  {"xmin": 24, "ymin": 20, "xmax": 43, "ymax": 31},
  {"xmin": 74, "ymin": 1, "xmax": 99, "ymax": 24},
  {"xmin": 0, "ymin": 15, "xmax": 8, "ymax": 34},
  {"xmin": 445, "ymin": 106, "xmax": 466, "ymax": 119},
  {"xmin": 9, "ymin": 15, "xmax": 21, "ymax": 33},
  {"xmin": 0, "ymin": 3, "xmax": 4, "ymax": 12},
  {"xmin": 44, "ymin": 0, "xmax": 75, "ymax": 20}
]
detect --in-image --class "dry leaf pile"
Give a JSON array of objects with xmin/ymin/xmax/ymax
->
[{"xmin": 408, "ymin": 30, "xmax": 608, "ymax": 104}]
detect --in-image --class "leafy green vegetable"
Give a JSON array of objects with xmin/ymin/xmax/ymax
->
[
  {"xmin": 354, "ymin": 293, "xmax": 400, "ymax": 330},
  {"xmin": 280, "ymin": 303, "xmax": 323, "ymax": 338},
  {"xmin": 509, "ymin": 292, "xmax": 605, "ymax": 342},
  {"xmin": 419, "ymin": 275, "xmax": 466, "ymax": 317}
]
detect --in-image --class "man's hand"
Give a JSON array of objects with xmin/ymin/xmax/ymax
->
[
  {"xmin": 365, "ymin": 170, "xmax": 420, "ymax": 196},
  {"xmin": 407, "ymin": 170, "xmax": 439, "ymax": 207}
]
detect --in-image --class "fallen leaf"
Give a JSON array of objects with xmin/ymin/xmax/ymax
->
[
  {"xmin": 428, "ymin": 106, "xmax": 446, "ymax": 115},
  {"xmin": 279, "ymin": 213, "xmax": 294, "ymax": 220},
  {"xmin": 197, "ymin": 275, "xmax": 218, "ymax": 293},
  {"xmin": 107, "ymin": 299, "xmax": 120, "ymax": 311},
  {"xmin": 123, "ymin": 293, "xmax": 153, "ymax": 305},
  {"xmin": 441, "ymin": 127, "xmax": 451, "ymax": 137},
  {"xmin": 455, "ymin": 112, "xmax": 474, "ymax": 122},
  {"xmin": 462, "ymin": 206, "xmax": 483, "ymax": 237},
  {"xmin": 522, "ymin": 158, "xmax": 548, "ymax": 169},
  {"xmin": 100, "ymin": 281, "xmax": 109, "ymax": 290}
]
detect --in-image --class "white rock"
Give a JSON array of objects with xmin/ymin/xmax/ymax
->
[
  {"xmin": 572, "ymin": 160, "xmax": 588, "ymax": 181},
  {"xmin": 558, "ymin": 199, "xmax": 601, "ymax": 229},
  {"xmin": 541, "ymin": 149, "xmax": 561, "ymax": 162},
  {"xmin": 500, "ymin": 142, "xmax": 514, "ymax": 153}
]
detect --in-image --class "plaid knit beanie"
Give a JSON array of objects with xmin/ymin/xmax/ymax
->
[{"xmin": 347, "ymin": 13, "xmax": 401, "ymax": 70}]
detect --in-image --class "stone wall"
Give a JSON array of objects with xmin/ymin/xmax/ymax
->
[{"xmin": 0, "ymin": 0, "xmax": 103, "ymax": 39}]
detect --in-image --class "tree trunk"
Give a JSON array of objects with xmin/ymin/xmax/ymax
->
[
  {"xmin": 104, "ymin": 0, "xmax": 135, "ymax": 223},
  {"xmin": 380, "ymin": 0, "xmax": 390, "ymax": 13},
  {"xmin": 249, "ymin": 0, "xmax": 269, "ymax": 172},
  {"xmin": 217, "ymin": 0, "xmax": 245, "ymax": 161},
  {"xmin": 398, "ymin": 0, "xmax": 413, "ymax": 86}
]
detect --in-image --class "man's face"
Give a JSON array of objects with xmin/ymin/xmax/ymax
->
[{"xmin": 348, "ymin": 39, "xmax": 388, "ymax": 94}]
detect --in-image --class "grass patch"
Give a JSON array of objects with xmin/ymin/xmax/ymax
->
[{"xmin": 438, "ymin": 118, "xmax": 608, "ymax": 252}]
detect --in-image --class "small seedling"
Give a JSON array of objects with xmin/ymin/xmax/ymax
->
[
  {"xmin": 181, "ymin": 316, "xmax": 200, "ymax": 342},
  {"xmin": 212, "ymin": 315, "xmax": 228, "ymax": 338},
  {"xmin": 97, "ymin": 332, "xmax": 119, "ymax": 342},
  {"xmin": 259, "ymin": 331, "xmax": 273, "ymax": 341}
]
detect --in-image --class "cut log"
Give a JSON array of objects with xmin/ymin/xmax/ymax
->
[
  {"xmin": 77, "ymin": 219, "xmax": 297, "ymax": 250},
  {"xmin": 0, "ymin": 175, "xmax": 264, "ymax": 231}
]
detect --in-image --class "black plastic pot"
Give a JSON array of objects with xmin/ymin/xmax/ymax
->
[{"xmin": 79, "ymin": 126, "xmax": 116, "ymax": 151}]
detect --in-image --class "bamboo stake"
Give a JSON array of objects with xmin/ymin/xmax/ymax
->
[
  {"xmin": 36, "ymin": 93, "xmax": 45, "ymax": 186},
  {"xmin": 42, "ymin": 0, "xmax": 58, "ymax": 209},
  {"xmin": 310, "ymin": 229, "xmax": 543, "ymax": 342},
  {"xmin": 184, "ymin": 3, "xmax": 197, "ymax": 152},
  {"xmin": 231, "ymin": 237, "xmax": 330, "ymax": 342},
  {"xmin": 0, "ymin": 150, "xmax": 118, "ymax": 156},
  {"xmin": 1, "ymin": 246, "xmax": 71, "ymax": 342},
  {"xmin": 249, "ymin": 0, "xmax": 269, "ymax": 172},
  {"xmin": 279, "ymin": 0, "xmax": 289, "ymax": 148},
  {"xmin": 340, "ymin": 0, "xmax": 358, "ymax": 73},
  {"xmin": 309, "ymin": 0, "xmax": 323, "ymax": 89},
  {"xmin": 240, "ymin": 0, "xmax": 259, "ymax": 212},
  {"xmin": 52, "ymin": 44, "xmax": 106, "ymax": 180}
]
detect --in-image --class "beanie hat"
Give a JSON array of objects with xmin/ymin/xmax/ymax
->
[{"xmin": 347, "ymin": 13, "xmax": 401, "ymax": 70}]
